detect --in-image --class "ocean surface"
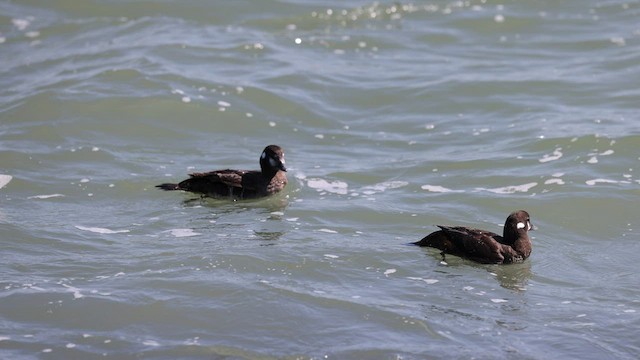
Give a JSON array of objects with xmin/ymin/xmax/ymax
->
[{"xmin": 1, "ymin": 1, "xmax": 639, "ymax": 359}]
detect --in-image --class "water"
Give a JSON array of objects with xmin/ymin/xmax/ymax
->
[{"xmin": 1, "ymin": 0, "xmax": 639, "ymax": 359}]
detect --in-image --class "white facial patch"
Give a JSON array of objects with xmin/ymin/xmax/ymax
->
[
  {"xmin": 261, "ymin": 151, "xmax": 266, "ymax": 160},
  {"xmin": 516, "ymin": 222, "xmax": 526, "ymax": 229}
]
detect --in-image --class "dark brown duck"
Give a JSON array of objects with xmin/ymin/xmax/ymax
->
[
  {"xmin": 156, "ymin": 145, "xmax": 287, "ymax": 200},
  {"xmin": 413, "ymin": 210, "xmax": 534, "ymax": 264}
]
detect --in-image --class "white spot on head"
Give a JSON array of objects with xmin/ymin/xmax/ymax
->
[
  {"xmin": 517, "ymin": 222, "xmax": 525, "ymax": 229},
  {"xmin": 261, "ymin": 151, "xmax": 266, "ymax": 160}
]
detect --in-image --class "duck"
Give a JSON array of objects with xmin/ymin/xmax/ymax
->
[
  {"xmin": 156, "ymin": 145, "xmax": 287, "ymax": 199},
  {"xmin": 413, "ymin": 210, "xmax": 534, "ymax": 264}
]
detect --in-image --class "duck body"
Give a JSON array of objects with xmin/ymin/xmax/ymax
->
[
  {"xmin": 413, "ymin": 210, "xmax": 534, "ymax": 264},
  {"xmin": 156, "ymin": 145, "xmax": 287, "ymax": 200}
]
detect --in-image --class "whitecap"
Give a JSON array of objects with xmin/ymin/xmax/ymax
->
[
  {"xmin": 0, "ymin": 336, "xmax": 10, "ymax": 341},
  {"xmin": 587, "ymin": 156, "xmax": 598, "ymax": 164},
  {"xmin": 323, "ymin": 254, "xmax": 339, "ymax": 259},
  {"xmin": 491, "ymin": 298, "xmax": 508, "ymax": 303},
  {"xmin": 29, "ymin": 194, "xmax": 65, "ymax": 199},
  {"xmin": 480, "ymin": 182, "xmax": 537, "ymax": 194},
  {"xmin": 0, "ymin": 175, "xmax": 11, "ymax": 189},
  {"xmin": 585, "ymin": 179, "xmax": 618, "ymax": 186},
  {"xmin": 165, "ymin": 229, "xmax": 201, "ymax": 237},
  {"xmin": 420, "ymin": 184, "xmax": 461, "ymax": 193},
  {"xmin": 75, "ymin": 226, "xmax": 129, "ymax": 234},
  {"xmin": 217, "ymin": 101, "xmax": 230, "ymax": 107},
  {"xmin": 306, "ymin": 178, "xmax": 348, "ymax": 195},
  {"xmin": 539, "ymin": 148, "xmax": 563, "ymax": 163},
  {"xmin": 142, "ymin": 340, "xmax": 160, "ymax": 346}
]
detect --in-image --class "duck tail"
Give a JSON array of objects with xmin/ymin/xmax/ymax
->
[{"xmin": 156, "ymin": 183, "xmax": 181, "ymax": 191}]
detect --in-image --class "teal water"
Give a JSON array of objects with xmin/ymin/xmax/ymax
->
[{"xmin": 1, "ymin": 1, "xmax": 639, "ymax": 359}]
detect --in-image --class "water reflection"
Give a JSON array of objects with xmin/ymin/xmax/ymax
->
[
  {"xmin": 419, "ymin": 249, "xmax": 532, "ymax": 291},
  {"xmin": 490, "ymin": 261, "xmax": 532, "ymax": 292}
]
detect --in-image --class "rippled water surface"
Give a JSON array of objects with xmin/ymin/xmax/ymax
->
[{"xmin": 1, "ymin": 1, "xmax": 640, "ymax": 359}]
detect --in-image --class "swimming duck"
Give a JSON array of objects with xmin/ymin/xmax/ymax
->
[
  {"xmin": 156, "ymin": 145, "xmax": 287, "ymax": 199},
  {"xmin": 413, "ymin": 210, "xmax": 534, "ymax": 264}
]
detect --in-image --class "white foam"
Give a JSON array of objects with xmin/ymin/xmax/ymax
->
[
  {"xmin": 585, "ymin": 179, "xmax": 619, "ymax": 186},
  {"xmin": 317, "ymin": 228, "xmax": 337, "ymax": 234},
  {"xmin": 383, "ymin": 269, "xmax": 396, "ymax": 276},
  {"xmin": 491, "ymin": 298, "xmax": 508, "ymax": 303},
  {"xmin": 12, "ymin": 18, "xmax": 30, "ymax": 31},
  {"xmin": 600, "ymin": 149, "xmax": 614, "ymax": 156},
  {"xmin": 0, "ymin": 175, "xmax": 11, "ymax": 189},
  {"xmin": 62, "ymin": 284, "xmax": 84, "ymax": 299},
  {"xmin": 166, "ymin": 229, "xmax": 201, "ymax": 237},
  {"xmin": 544, "ymin": 178, "xmax": 565, "ymax": 185},
  {"xmin": 0, "ymin": 336, "xmax": 10, "ymax": 341},
  {"xmin": 76, "ymin": 226, "xmax": 129, "ymax": 234},
  {"xmin": 587, "ymin": 156, "xmax": 598, "ymax": 164},
  {"xmin": 323, "ymin": 254, "xmax": 339, "ymax": 259},
  {"xmin": 29, "ymin": 194, "xmax": 64, "ymax": 199},
  {"xmin": 142, "ymin": 340, "xmax": 160, "ymax": 346},
  {"xmin": 408, "ymin": 277, "xmax": 439, "ymax": 284},
  {"xmin": 65, "ymin": 343, "xmax": 76, "ymax": 349},
  {"xmin": 539, "ymin": 148, "xmax": 563, "ymax": 163},
  {"xmin": 217, "ymin": 101, "xmax": 230, "ymax": 107},
  {"xmin": 307, "ymin": 178, "xmax": 348, "ymax": 195},
  {"xmin": 420, "ymin": 184, "xmax": 461, "ymax": 193},
  {"xmin": 361, "ymin": 181, "xmax": 409, "ymax": 194},
  {"xmin": 480, "ymin": 182, "xmax": 537, "ymax": 194}
]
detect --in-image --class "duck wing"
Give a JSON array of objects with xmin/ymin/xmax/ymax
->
[
  {"xmin": 177, "ymin": 169, "xmax": 247, "ymax": 193},
  {"xmin": 437, "ymin": 226, "xmax": 506, "ymax": 264}
]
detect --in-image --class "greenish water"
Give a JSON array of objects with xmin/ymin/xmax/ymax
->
[{"xmin": 1, "ymin": 1, "xmax": 639, "ymax": 359}]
